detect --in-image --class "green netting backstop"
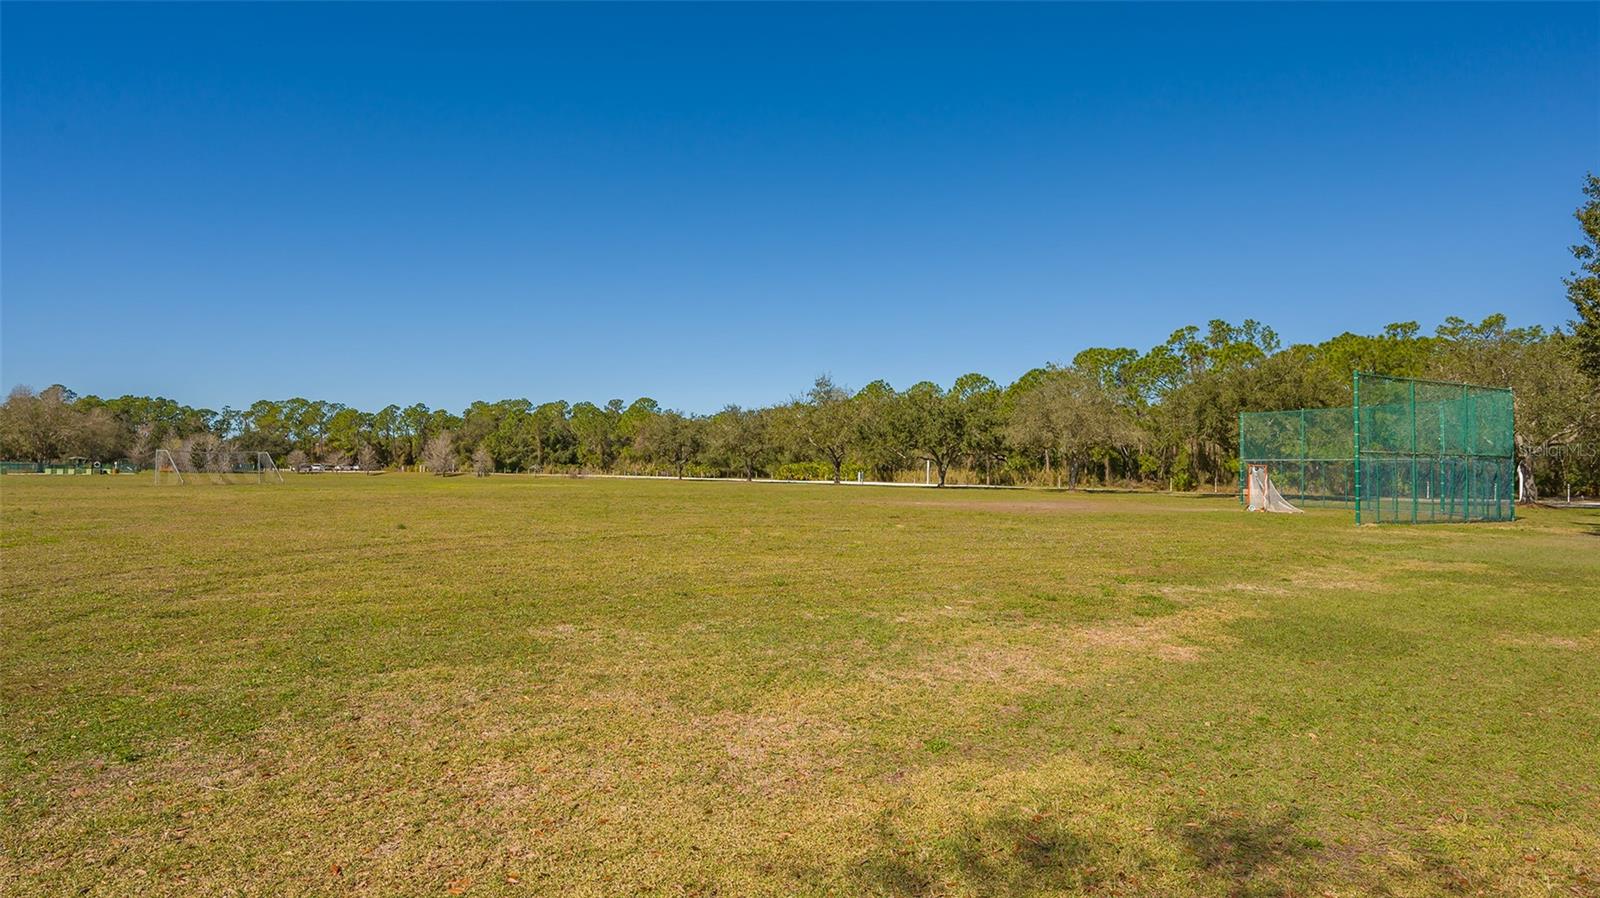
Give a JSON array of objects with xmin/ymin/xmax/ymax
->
[{"xmin": 1239, "ymin": 373, "xmax": 1515, "ymax": 524}]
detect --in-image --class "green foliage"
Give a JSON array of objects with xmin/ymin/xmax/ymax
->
[
  {"xmin": 633, "ymin": 410, "xmax": 704, "ymax": 478},
  {"xmin": 3, "ymin": 305, "xmax": 1597, "ymax": 496},
  {"xmin": 770, "ymin": 460, "xmax": 834, "ymax": 481},
  {"xmin": 899, "ymin": 381, "xmax": 963, "ymax": 486},
  {"xmin": 569, "ymin": 400, "xmax": 623, "ymax": 471},
  {"xmin": 851, "ymin": 380, "xmax": 910, "ymax": 482},
  {"xmin": 1566, "ymin": 173, "xmax": 1600, "ymax": 380},
  {"xmin": 704, "ymin": 405, "xmax": 772, "ymax": 480},
  {"xmin": 1009, "ymin": 367, "xmax": 1140, "ymax": 488},
  {"xmin": 1170, "ymin": 447, "xmax": 1196, "ymax": 491},
  {"xmin": 796, "ymin": 375, "xmax": 858, "ymax": 483}
]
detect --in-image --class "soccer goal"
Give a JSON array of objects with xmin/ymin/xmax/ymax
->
[
  {"xmin": 154, "ymin": 447, "xmax": 283, "ymax": 484},
  {"xmin": 1245, "ymin": 464, "xmax": 1303, "ymax": 513},
  {"xmin": 153, "ymin": 448, "xmax": 185, "ymax": 484}
]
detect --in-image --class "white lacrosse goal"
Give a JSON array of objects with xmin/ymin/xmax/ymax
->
[
  {"xmin": 154, "ymin": 448, "xmax": 283, "ymax": 484},
  {"xmin": 1246, "ymin": 464, "xmax": 1303, "ymax": 514}
]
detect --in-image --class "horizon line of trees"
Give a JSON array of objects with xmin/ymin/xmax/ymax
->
[
  {"xmin": 4, "ymin": 175, "xmax": 1598, "ymax": 499},
  {"xmin": 3, "ymin": 311, "xmax": 1597, "ymax": 498}
]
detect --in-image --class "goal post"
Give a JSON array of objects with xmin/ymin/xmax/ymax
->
[
  {"xmin": 253, "ymin": 452, "xmax": 284, "ymax": 484},
  {"xmin": 153, "ymin": 445, "xmax": 283, "ymax": 485},
  {"xmin": 153, "ymin": 448, "xmax": 185, "ymax": 485},
  {"xmin": 1245, "ymin": 463, "xmax": 1303, "ymax": 513}
]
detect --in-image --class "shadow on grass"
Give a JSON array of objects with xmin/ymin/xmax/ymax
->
[
  {"xmin": 858, "ymin": 805, "xmax": 1318, "ymax": 898},
  {"xmin": 1042, "ymin": 487, "xmax": 1239, "ymax": 500},
  {"xmin": 860, "ymin": 811, "xmax": 1101, "ymax": 897},
  {"xmin": 1177, "ymin": 808, "xmax": 1317, "ymax": 898}
]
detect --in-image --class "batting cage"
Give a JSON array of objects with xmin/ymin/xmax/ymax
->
[{"xmin": 1239, "ymin": 373, "xmax": 1515, "ymax": 524}]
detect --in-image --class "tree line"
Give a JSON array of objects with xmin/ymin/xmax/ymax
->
[
  {"xmin": 3, "ymin": 311, "xmax": 1595, "ymax": 497},
  {"xmin": 4, "ymin": 176, "xmax": 1599, "ymax": 498}
]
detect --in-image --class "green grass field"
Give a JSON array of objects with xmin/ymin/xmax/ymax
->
[{"xmin": 2, "ymin": 475, "xmax": 1597, "ymax": 897}]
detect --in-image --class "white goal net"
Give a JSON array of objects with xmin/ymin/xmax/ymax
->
[
  {"xmin": 1246, "ymin": 464, "xmax": 1302, "ymax": 513},
  {"xmin": 154, "ymin": 446, "xmax": 283, "ymax": 484}
]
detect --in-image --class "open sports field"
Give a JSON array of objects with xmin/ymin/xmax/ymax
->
[{"xmin": 2, "ymin": 475, "xmax": 1598, "ymax": 897}]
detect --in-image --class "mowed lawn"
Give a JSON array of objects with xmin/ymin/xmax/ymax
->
[{"xmin": 1, "ymin": 475, "xmax": 1597, "ymax": 898}]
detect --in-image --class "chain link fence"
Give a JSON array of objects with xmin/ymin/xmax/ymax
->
[{"xmin": 1240, "ymin": 373, "xmax": 1515, "ymax": 523}]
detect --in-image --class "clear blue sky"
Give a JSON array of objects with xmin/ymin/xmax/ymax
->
[{"xmin": 3, "ymin": 3, "xmax": 1596, "ymax": 414}]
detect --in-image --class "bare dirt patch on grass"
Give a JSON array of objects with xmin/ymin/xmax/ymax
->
[
  {"xmin": 881, "ymin": 495, "xmax": 1229, "ymax": 516},
  {"xmin": 1157, "ymin": 580, "xmax": 1295, "ymax": 599},
  {"xmin": 701, "ymin": 708, "xmax": 857, "ymax": 791},
  {"xmin": 1061, "ymin": 604, "xmax": 1241, "ymax": 661},
  {"xmin": 1394, "ymin": 559, "xmax": 1494, "ymax": 574},
  {"xmin": 1498, "ymin": 630, "xmax": 1600, "ymax": 651},
  {"xmin": 878, "ymin": 604, "xmax": 1243, "ymax": 692}
]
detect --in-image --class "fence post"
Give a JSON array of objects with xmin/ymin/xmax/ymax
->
[
  {"xmin": 1299, "ymin": 408, "xmax": 1307, "ymax": 503},
  {"xmin": 1463, "ymin": 385, "xmax": 1473, "ymax": 520},
  {"xmin": 1509, "ymin": 389, "xmax": 1517, "ymax": 522},
  {"xmin": 1410, "ymin": 380, "xmax": 1418, "ymax": 524},
  {"xmin": 1238, "ymin": 412, "xmax": 1244, "ymax": 506},
  {"xmin": 1353, "ymin": 372, "xmax": 1362, "ymax": 524}
]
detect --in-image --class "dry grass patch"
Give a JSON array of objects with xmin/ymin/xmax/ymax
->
[{"xmin": 1497, "ymin": 630, "xmax": 1600, "ymax": 651}]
